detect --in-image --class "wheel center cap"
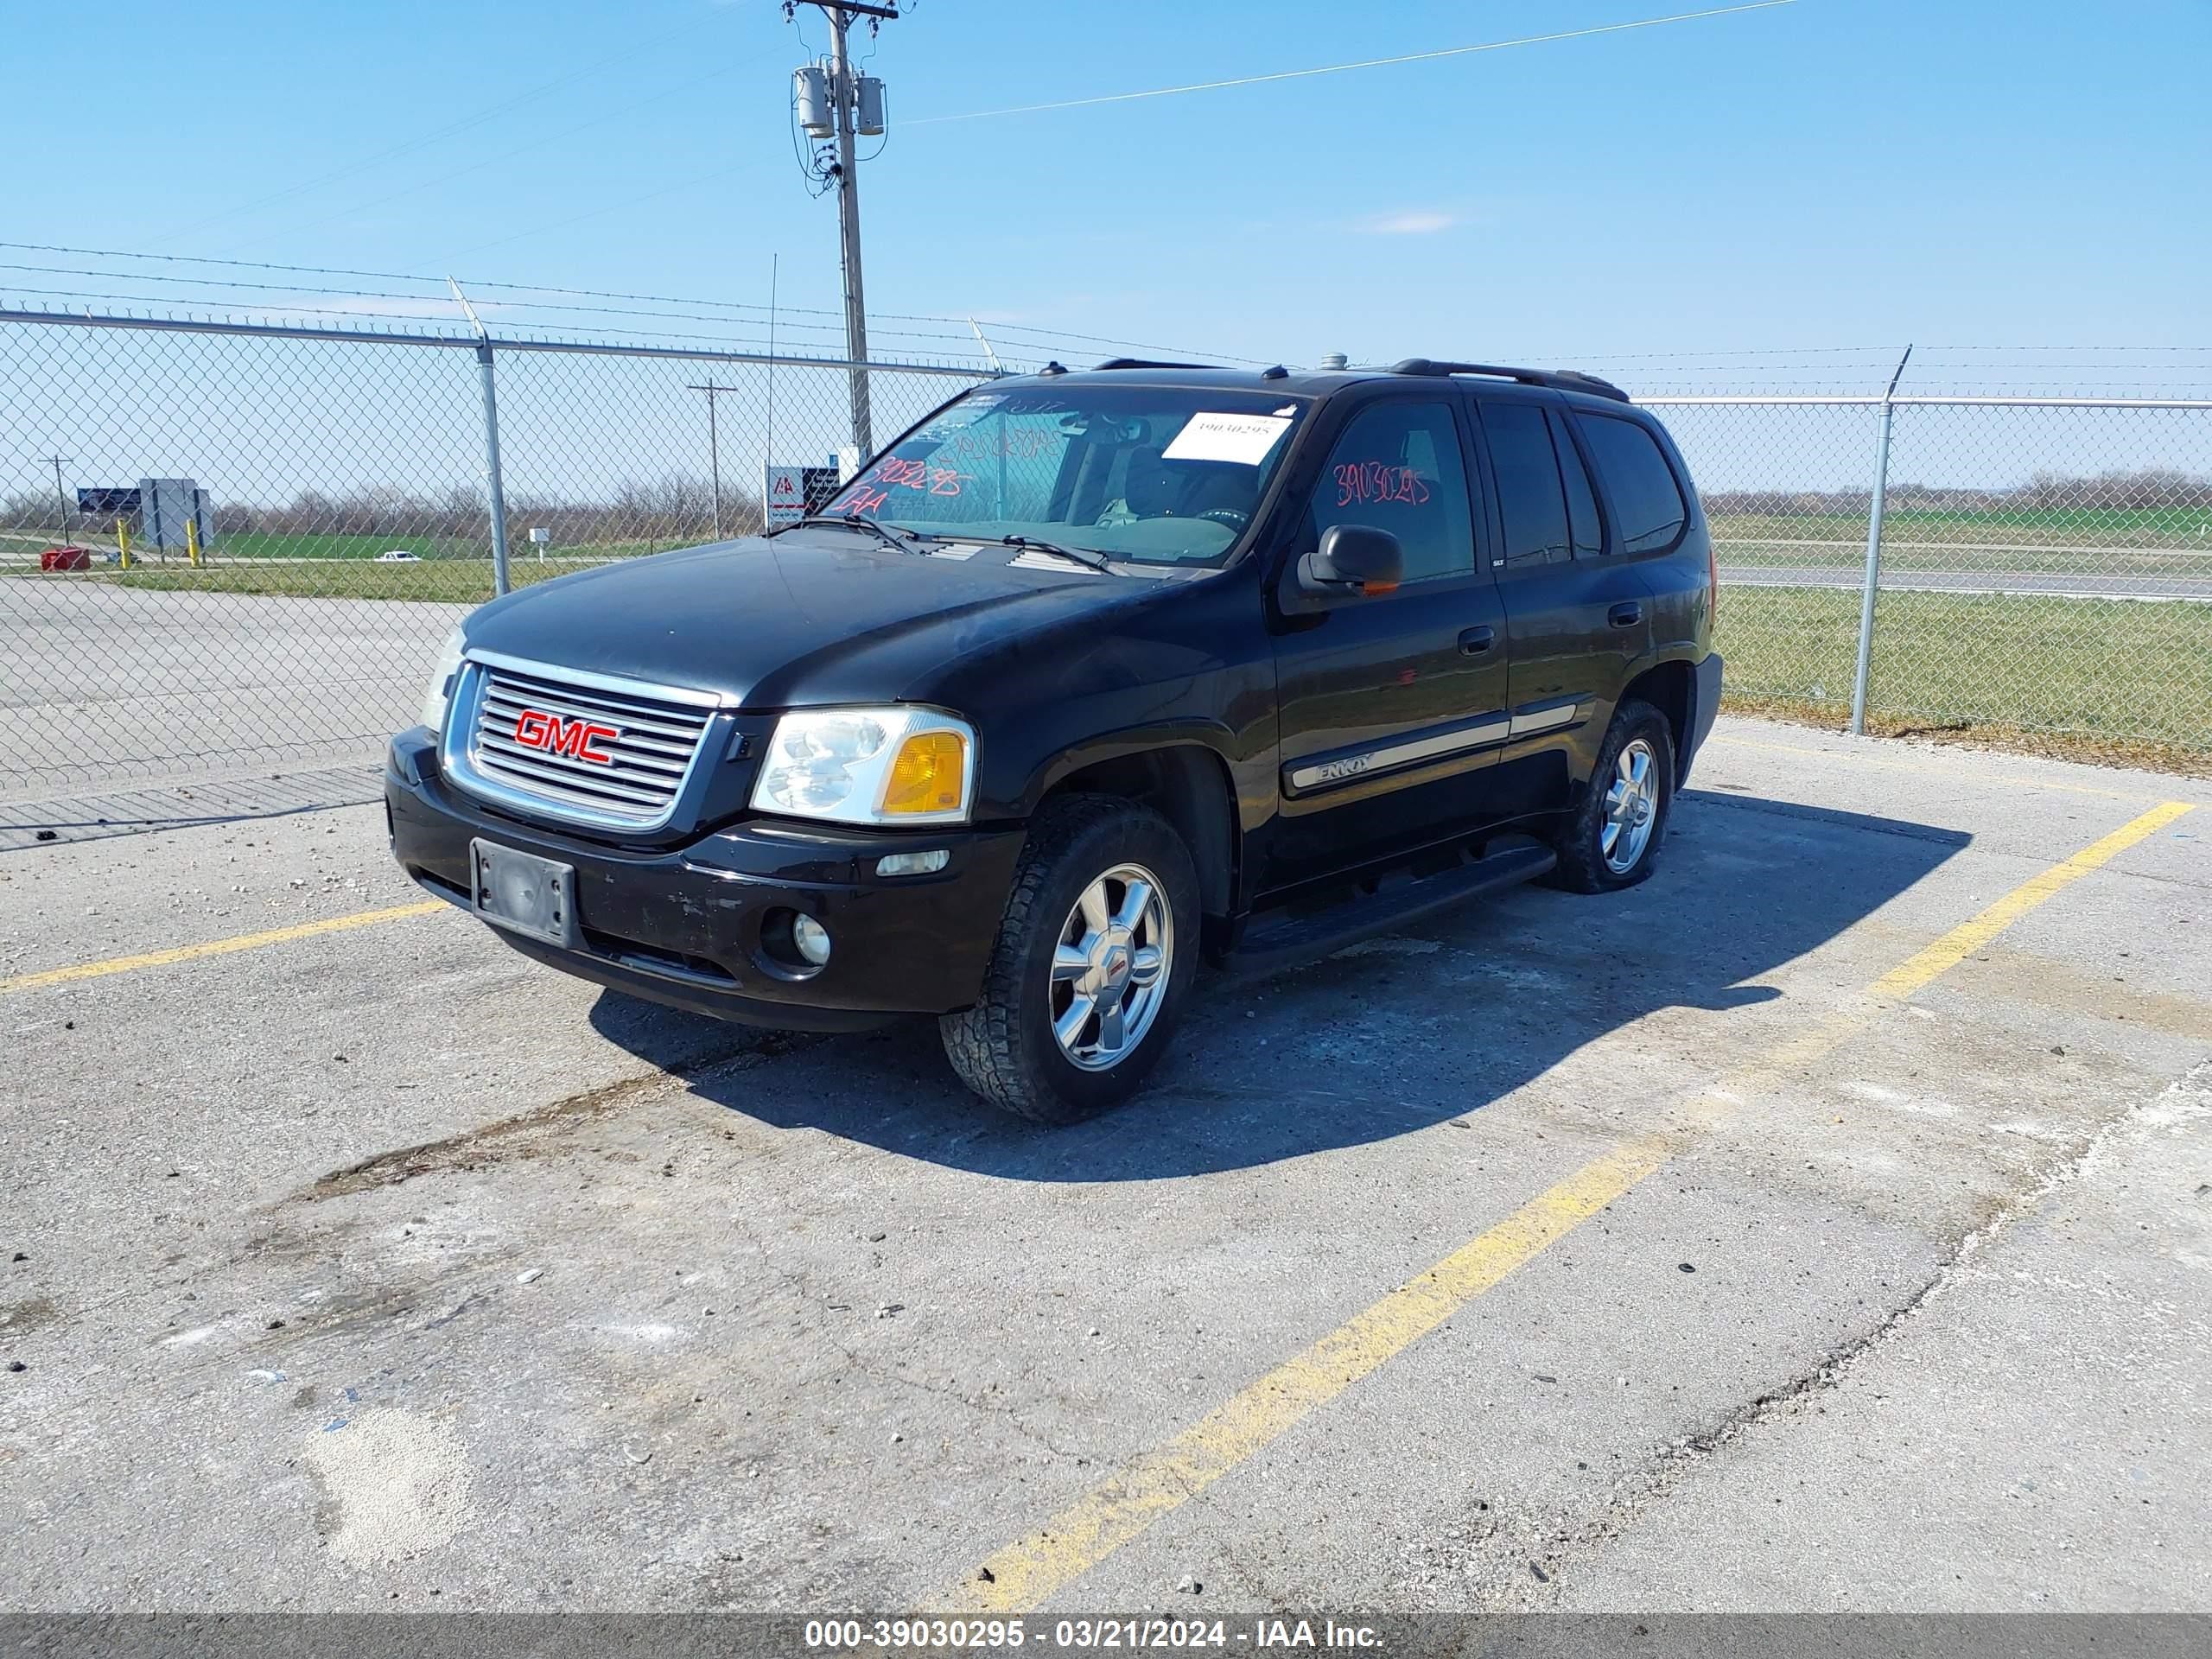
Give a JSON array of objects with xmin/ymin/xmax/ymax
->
[{"xmin": 1090, "ymin": 926, "xmax": 1135, "ymax": 994}]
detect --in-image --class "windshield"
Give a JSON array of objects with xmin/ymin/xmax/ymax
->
[{"xmin": 823, "ymin": 385, "xmax": 1309, "ymax": 567}]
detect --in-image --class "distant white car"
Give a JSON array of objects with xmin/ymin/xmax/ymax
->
[{"xmin": 377, "ymin": 550, "xmax": 421, "ymax": 563}]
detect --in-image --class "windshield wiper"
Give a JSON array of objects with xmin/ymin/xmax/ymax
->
[
  {"xmin": 768, "ymin": 514, "xmax": 934, "ymax": 555},
  {"xmin": 1000, "ymin": 535, "xmax": 1114, "ymax": 574}
]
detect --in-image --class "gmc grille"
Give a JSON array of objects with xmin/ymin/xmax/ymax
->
[{"xmin": 464, "ymin": 663, "xmax": 713, "ymax": 826}]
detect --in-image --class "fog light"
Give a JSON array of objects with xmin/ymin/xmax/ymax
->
[
  {"xmin": 791, "ymin": 912, "xmax": 833, "ymax": 967},
  {"xmin": 875, "ymin": 849, "xmax": 950, "ymax": 877}
]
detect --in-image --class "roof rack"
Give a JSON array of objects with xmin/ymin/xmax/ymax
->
[
  {"xmin": 1387, "ymin": 359, "xmax": 1630, "ymax": 403},
  {"xmin": 1092, "ymin": 357, "xmax": 1220, "ymax": 372}
]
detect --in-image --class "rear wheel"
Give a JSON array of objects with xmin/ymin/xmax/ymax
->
[
  {"xmin": 1549, "ymin": 698, "xmax": 1675, "ymax": 893},
  {"xmin": 940, "ymin": 794, "xmax": 1200, "ymax": 1123}
]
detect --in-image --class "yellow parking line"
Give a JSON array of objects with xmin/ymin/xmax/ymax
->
[
  {"xmin": 947, "ymin": 1138, "xmax": 1669, "ymax": 1613},
  {"xmin": 940, "ymin": 798, "xmax": 2195, "ymax": 1612},
  {"xmin": 0, "ymin": 901, "xmax": 445, "ymax": 995},
  {"xmin": 1871, "ymin": 800, "xmax": 2195, "ymax": 999}
]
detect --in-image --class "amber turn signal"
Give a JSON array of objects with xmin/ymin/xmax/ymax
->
[{"xmin": 880, "ymin": 729, "xmax": 967, "ymax": 815}]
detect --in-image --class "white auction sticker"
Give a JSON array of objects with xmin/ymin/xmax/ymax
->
[{"xmin": 1161, "ymin": 411, "xmax": 1293, "ymax": 466}]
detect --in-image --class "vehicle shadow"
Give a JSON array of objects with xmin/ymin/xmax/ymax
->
[
  {"xmin": 1, "ymin": 766, "xmax": 378, "ymax": 852},
  {"xmin": 588, "ymin": 789, "xmax": 1969, "ymax": 1181}
]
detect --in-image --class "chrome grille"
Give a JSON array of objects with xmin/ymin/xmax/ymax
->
[{"xmin": 460, "ymin": 661, "xmax": 714, "ymax": 827}]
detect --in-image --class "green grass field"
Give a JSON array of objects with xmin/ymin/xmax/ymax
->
[
  {"xmin": 56, "ymin": 505, "xmax": 2212, "ymax": 565},
  {"xmin": 14, "ymin": 538, "xmax": 2210, "ymax": 766},
  {"xmin": 21, "ymin": 504, "xmax": 2207, "ymax": 582},
  {"xmin": 1711, "ymin": 505, "xmax": 2212, "ymax": 549},
  {"xmin": 1718, "ymin": 584, "xmax": 2212, "ymax": 757},
  {"xmin": 97, "ymin": 530, "xmax": 691, "ymax": 563},
  {"xmin": 1709, "ymin": 508, "xmax": 2212, "ymax": 580},
  {"xmin": 9, "ymin": 556, "xmax": 620, "ymax": 603},
  {"xmin": 207, "ymin": 531, "xmax": 481, "ymax": 561}
]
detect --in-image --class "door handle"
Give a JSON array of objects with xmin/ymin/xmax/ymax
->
[
  {"xmin": 1607, "ymin": 602, "xmax": 1643, "ymax": 629},
  {"xmin": 1458, "ymin": 626, "xmax": 1495, "ymax": 655}
]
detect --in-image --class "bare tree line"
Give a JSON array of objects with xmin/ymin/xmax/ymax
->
[
  {"xmin": 9, "ymin": 467, "xmax": 2204, "ymax": 548},
  {"xmin": 1705, "ymin": 467, "xmax": 2211, "ymax": 518},
  {"xmin": 0, "ymin": 472, "xmax": 767, "ymax": 550}
]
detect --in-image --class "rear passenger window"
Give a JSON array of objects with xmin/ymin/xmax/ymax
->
[
  {"xmin": 1575, "ymin": 413, "xmax": 1688, "ymax": 554},
  {"xmin": 1549, "ymin": 410, "xmax": 1605, "ymax": 557},
  {"xmin": 1304, "ymin": 400, "xmax": 1476, "ymax": 585},
  {"xmin": 1480, "ymin": 402, "xmax": 1570, "ymax": 567}
]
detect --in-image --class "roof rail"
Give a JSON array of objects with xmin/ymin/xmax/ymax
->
[
  {"xmin": 1387, "ymin": 359, "xmax": 1630, "ymax": 403},
  {"xmin": 1092, "ymin": 357, "xmax": 1220, "ymax": 372}
]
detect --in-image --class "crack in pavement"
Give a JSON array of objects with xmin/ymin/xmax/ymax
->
[{"xmin": 1488, "ymin": 1059, "xmax": 2212, "ymax": 1608}]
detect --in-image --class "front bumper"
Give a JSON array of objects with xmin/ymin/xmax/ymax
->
[{"xmin": 385, "ymin": 728, "xmax": 1026, "ymax": 1031}]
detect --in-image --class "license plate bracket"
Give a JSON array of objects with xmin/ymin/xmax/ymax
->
[{"xmin": 469, "ymin": 839, "xmax": 580, "ymax": 949}]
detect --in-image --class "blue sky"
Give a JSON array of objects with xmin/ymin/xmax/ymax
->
[{"xmin": 10, "ymin": 0, "xmax": 2209, "ymax": 373}]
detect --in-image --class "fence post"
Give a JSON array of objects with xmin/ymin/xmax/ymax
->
[
  {"xmin": 474, "ymin": 340, "xmax": 512, "ymax": 597},
  {"xmin": 449, "ymin": 277, "xmax": 512, "ymax": 596},
  {"xmin": 1850, "ymin": 345, "xmax": 1913, "ymax": 735},
  {"xmin": 708, "ymin": 385, "xmax": 722, "ymax": 540}
]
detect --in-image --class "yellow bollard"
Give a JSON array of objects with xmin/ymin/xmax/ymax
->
[
  {"xmin": 186, "ymin": 517, "xmax": 201, "ymax": 568},
  {"xmin": 117, "ymin": 518, "xmax": 131, "ymax": 569}
]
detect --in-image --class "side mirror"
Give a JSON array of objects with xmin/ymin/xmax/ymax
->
[{"xmin": 1299, "ymin": 524, "xmax": 1403, "ymax": 599}]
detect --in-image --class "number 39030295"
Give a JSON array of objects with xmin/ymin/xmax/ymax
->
[{"xmin": 1334, "ymin": 461, "xmax": 1430, "ymax": 507}]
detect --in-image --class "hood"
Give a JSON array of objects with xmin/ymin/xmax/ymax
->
[{"xmin": 463, "ymin": 533, "xmax": 1148, "ymax": 709}]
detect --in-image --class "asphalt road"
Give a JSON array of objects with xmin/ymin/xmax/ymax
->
[
  {"xmin": 0, "ymin": 580, "xmax": 463, "ymax": 801},
  {"xmin": 3, "ymin": 716, "xmax": 2209, "ymax": 1618},
  {"xmin": 3, "ymin": 554, "xmax": 2204, "ymax": 810}
]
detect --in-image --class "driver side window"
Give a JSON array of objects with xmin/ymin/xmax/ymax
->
[{"xmin": 1303, "ymin": 401, "xmax": 1475, "ymax": 585}]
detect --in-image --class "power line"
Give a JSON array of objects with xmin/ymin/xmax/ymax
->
[
  {"xmin": 0, "ymin": 240, "xmax": 849, "ymax": 319},
  {"xmin": 149, "ymin": 12, "xmax": 716, "ymax": 250},
  {"xmin": 0, "ymin": 264, "xmax": 986, "ymax": 343},
  {"xmin": 0, "ymin": 241, "xmax": 1268, "ymax": 358},
  {"xmin": 445, "ymin": 156, "xmax": 791, "ymax": 260},
  {"xmin": 908, "ymin": 2, "xmax": 1800, "ymax": 124},
  {"xmin": 215, "ymin": 61, "xmax": 735, "ymax": 260},
  {"xmin": 968, "ymin": 317, "xmax": 1272, "ymax": 365}
]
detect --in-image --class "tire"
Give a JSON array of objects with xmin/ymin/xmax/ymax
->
[
  {"xmin": 940, "ymin": 793, "xmax": 1201, "ymax": 1124},
  {"xmin": 1548, "ymin": 698, "xmax": 1676, "ymax": 893}
]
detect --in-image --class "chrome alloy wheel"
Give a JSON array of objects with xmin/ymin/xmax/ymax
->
[
  {"xmin": 1602, "ymin": 738, "xmax": 1660, "ymax": 874},
  {"xmin": 1049, "ymin": 861, "xmax": 1173, "ymax": 1071}
]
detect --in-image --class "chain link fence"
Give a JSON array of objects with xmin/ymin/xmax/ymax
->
[
  {"xmin": 1648, "ymin": 394, "xmax": 2212, "ymax": 760},
  {"xmin": 3, "ymin": 308, "xmax": 2209, "ymax": 804},
  {"xmin": 0, "ymin": 310, "xmax": 987, "ymax": 798}
]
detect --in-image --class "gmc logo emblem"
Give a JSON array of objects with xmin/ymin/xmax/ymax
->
[{"xmin": 513, "ymin": 709, "xmax": 620, "ymax": 766}]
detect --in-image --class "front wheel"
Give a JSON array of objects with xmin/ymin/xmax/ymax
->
[
  {"xmin": 1549, "ymin": 699, "xmax": 1676, "ymax": 893},
  {"xmin": 940, "ymin": 794, "xmax": 1200, "ymax": 1124}
]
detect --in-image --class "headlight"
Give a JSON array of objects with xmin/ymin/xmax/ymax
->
[
  {"xmin": 751, "ymin": 707, "xmax": 975, "ymax": 826},
  {"xmin": 417, "ymin": 626, "xmax": 467, "ymax": 734}
]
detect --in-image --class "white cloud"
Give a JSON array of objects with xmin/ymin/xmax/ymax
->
[{"xmin": 1363, "ymin": 211, "xmax": 1456, "ymax": 235}]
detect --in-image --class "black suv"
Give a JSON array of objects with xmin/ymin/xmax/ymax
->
[{"xmin": 387, "ymin": 359, "xmax": 1721, "ymax": 1122}]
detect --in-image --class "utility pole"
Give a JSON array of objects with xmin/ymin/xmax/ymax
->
[
  {"xmin": 793, "ymin": 1, "xmax": 896, "ymax": 460},
  {"xmin": 44, "ymin": 455, "xmax": 73, "ymax": 543},
  {"xmin": 685, "ymin": 382, "xmax": 734, "ymax": 538},
  {"xmin": 826, "ymin": 6, "xmax": 872, "ymax": 458}
]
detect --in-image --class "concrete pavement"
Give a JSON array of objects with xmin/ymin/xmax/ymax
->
[{"xmin": 2, "ymin": 716, "xmax": 2208, "ymax": 1616}]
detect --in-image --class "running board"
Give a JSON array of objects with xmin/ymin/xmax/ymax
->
[{"xmin": 1217, "ymin": 842, "xmax": 1556, "ymax": 984}]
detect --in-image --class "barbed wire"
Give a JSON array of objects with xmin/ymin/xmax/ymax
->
[
  {"xmin": 0, "ymin": 264, "xmax": 986, "ymax": 346},
  {"xmin": 0, "ymin": 240, "xmax": 1253, "ymax": 366},
  {"xmin": 0, "ymin": 242, "xmax": 2198, "ymax": 385}
]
